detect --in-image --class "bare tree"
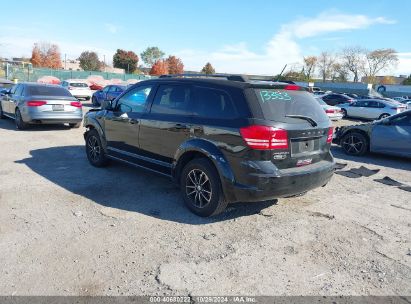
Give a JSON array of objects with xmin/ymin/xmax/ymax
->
[
  {"xmin": 317, "ymin": 52, "xmax": 334, "ymax": 82},
  {"xmin": 341, "ymin": 46, "xmax": 366, "ymax": 82},
  {"xmin": 361, "ymin": 48, "xmax": 398, "ymax": 84},
  {"xmin": 303, "ymin": 56, "xmax": 317, "ymax": 80},
  {"xmin": 330, "ymin": 62, "xmax": 349, "ymax": 82}
]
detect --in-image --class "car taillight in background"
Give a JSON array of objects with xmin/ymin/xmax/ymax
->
[
  {"xmin": 327, "ymin": 127, "xmax": 334, "ymax": 143},
  {"xmin": 27, "ymin": 100, "xmax": 47, "ymax": 107},
  {"xmin": 240, "ymin": 125, "xmax": 289, "ymax": 150},
  {"xmin": 325, "ymin": 109, "xmax": 335, "ymax": 114},
  {"xmin": 68, "ymin": 86, "xmax": 74, "ymax": 90},
  {"xmin": 70, "ymin": 101, "xmax": 82, "ymax": 108}
]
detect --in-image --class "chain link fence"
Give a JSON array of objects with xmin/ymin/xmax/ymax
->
[{"xmin": 1, "ymin": 62, "xmax": 151, "ymax": 83}]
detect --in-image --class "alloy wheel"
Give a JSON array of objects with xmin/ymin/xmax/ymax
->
[
  {"xmin": 185, "ymin": 169, "xmax": 212, "ymax": 208},
  {"xmin": 87, "ymin": 135, "xmax": 101, "ymax": 162},
  {"xmin": 342, "ymin": 134, "xmax": 364, "ymax": 155}
]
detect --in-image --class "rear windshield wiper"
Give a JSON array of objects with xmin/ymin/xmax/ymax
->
[{"xmin": 285, "ymin": 115, "xmax": 318, "ymax": 127}]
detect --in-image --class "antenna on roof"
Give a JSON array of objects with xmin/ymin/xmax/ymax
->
[{"xmin": 276, "ymin": 64, "xmax": 287, "ymax": 82}]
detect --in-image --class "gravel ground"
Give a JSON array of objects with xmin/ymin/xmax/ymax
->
[{"xmin": 0, "ymin": 111, "xmax": 410, "ymax": 296}]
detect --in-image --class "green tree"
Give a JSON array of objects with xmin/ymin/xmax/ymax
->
[
  {"xmin": 113, "ymin": 49, "xmax": 139, "ymax": 73},
  {"xmin": 78, "ymin": 51, "xmax": 101, "ymax": 71},
  {"xmin": 141, "ymin": 47, "xmax": 165, "ymax": 67},
  {"xmin": 403, "ymin": 74, "xmax": 411, "ymax": 85},
  {"xmin": 201, "ymin": 62, "xmax": 215, "ymax": 75}
]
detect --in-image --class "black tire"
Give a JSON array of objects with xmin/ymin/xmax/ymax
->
[
  {"xmin": 341, "ymin": 108, "xmax": 347, "ymax": 118},
  {"xmin": 379, "ymin": 113, "xmax": 390, "ymax": 120},
  {"xmin": 0, "ymin": 103, "xmax": 5, "ymax": 119},
  {"xmin": 85, "ymin": 129, "xmax": 109, "ymax": 167},
  {"xmin": 341, "ymin": 132, "xmax": 368, "ymax": 156},
  {"xmin": 15, "ymin": 108, "xmax": 28, "ymax": 130},
  {"xmin": 180, "ymin": 158, "xmax": 228, "ymax": 217},
  {"xmin": 69, "ymin": 122, "xmax": 81, "ymax": 128}
]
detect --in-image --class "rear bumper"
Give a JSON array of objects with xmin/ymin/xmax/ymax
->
[
  {"xmin": 224, "ymin": 159, "xmax": 335, "ymax": 203},
  {"xmin": 23, "ymin": 111, "xmax": 83, "ymax": 124}
]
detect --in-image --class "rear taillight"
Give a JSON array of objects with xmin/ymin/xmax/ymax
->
[
  {"xmin": 27, "ymin": 100, "xmax": 47, "ymax": 107},
  {"xmin": 327, "ymin": 127, "xmax": 334, "ymax": 143},
  {"xmin": 68, "ymin": 86, "xmax": 74, "ymax": 90},
  {"xmin": 70, "ymin": 101, "xmax": 82, "ymax": 108},
  {"xmin": 240, "ymin": 125, "xmax": 289, "ymax": 150},
  {"xmin": 325, "ymin": 109, "xmax": 335, "ymax": 114}
]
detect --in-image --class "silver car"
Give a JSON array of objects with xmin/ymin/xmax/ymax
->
[
  {"xmin": 338, "ymin": 99, "xmax": 407, "ymax": 120},
  {"xmin": 0, "ymin": 83, "xmax": 83, "ymax": 129}
]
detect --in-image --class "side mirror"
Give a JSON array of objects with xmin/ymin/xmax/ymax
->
[
  {"xmin": 381, "ymin": 118, "xmax": 391, "ymax": 125},
  {"xmin": 101, "ymin": 99, "xmax": 113, "ymax": 110}
]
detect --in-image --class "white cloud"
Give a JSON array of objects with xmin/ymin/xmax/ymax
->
[
  {"xmin": 396, "ymin": 53, "xmax": 411, "ymax": 76},
  {"xmin": 104, "ymin": 23, "xmax": 119, "ymax": 34},
  {"xmin": 176, "ymin": 12, "xmax": 396, "ymax": 75}
]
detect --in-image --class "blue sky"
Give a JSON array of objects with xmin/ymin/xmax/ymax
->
[{"xmin": 1, "ymin": 0, "xmax": 410, "ymax": 75}]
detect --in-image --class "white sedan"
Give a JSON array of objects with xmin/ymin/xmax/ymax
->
[
  {"xmin": 315, "ymin": 97, "xmax": 343, "ymax": 121},
  {"xmin": 61, "ymin": 80, "xmax": 92, "ymax": 101}
]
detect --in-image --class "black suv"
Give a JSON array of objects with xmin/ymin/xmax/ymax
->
[{"xmin": 83, "ymin": 74, "xmax": 335, "ymax": 217}]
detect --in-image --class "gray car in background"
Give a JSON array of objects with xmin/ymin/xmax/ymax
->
[
  {"xmin": 333, "ymin": 110, "xmax": 411, "ymax": 157},
  {"xmin": 0, "ymin": 83, "xmax": 83, "ymax": 129},
  {"xmin": 338, "ymin": 99, "xmax": 407, "ymax": 120}
]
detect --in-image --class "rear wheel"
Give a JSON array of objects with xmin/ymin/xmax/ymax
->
[
  {"xmin": 85, "ymin": 129, "xmax": 108, "ymax": 167},
  {"xmin": 69, "ymin": 122, "xmax": 81, "ymax": 128},
  {"xmin": 180, "ymin": 158, "xmax": 228, "ymax": 217},
  {"xmin": 15, "ymin": 109, "xmax": 28, "ymax": 130},
  {"xmin": 379, "ymin": 113, "xmax": 390, "ymax": 120},
  {"xmin": 341, "ymin": 132, "xmax": 368, "ymax": 156}
]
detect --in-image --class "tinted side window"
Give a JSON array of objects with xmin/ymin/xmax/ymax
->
[
  {"xmin": 193, "ymin": 87, "xmax": 237, "ymax": 119},
  {"xmin": 103, "ymin": 86, "xmax": 111, "ymax": 93},
  {"xmin": 151, "ymin": 85, "xmax": 192, "ymax": 115},
  {"xmin": 390, "ymin": 114, "xmax": 411, "ymax": 126},
  {"xmin": 116, "ymin": 85, "xmax": 153, "ymax": 113}
]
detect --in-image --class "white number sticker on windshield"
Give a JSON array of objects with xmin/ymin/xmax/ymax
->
[{"xmin": 260, "ymin": 90, "xmax": 292, "ymax": 102}]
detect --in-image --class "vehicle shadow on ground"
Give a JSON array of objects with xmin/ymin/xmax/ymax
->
[
  {"xmin": 331, "ymin": 146, "xmax": 411, "ymax": 171},
  {"xmin": 0, "ymin": 118, "xmax": 74, "ymax": 132},
  {"xmin": 15, "ymin": 145, "xmax": 277, "ymax": 225}
]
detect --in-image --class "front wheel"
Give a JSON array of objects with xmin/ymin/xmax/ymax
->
[
  {"xmin": 0, "ymin": 103, "xmax": 5, "ymax": 119},
  {"xmin": 341, "ymin": 132, "xmax": 368, "ymax": 156},
  {"xmin": 85, "ymin": 129, "xmax": 109, "ymax": 167},
  {"xmin": 180, "ymin": 158, "xmax": 228, "ymax": 217},
  {"xmin": 15, "ymin": 109, "xmax": 28, "ymax": 130}
]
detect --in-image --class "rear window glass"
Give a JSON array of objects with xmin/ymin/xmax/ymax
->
[
  {"xmin": 27, "ymin": 86, "xmax": 72, "ymax": 97},
  {"xmin": 254, "ymin": 89, "xmax": 329, "ymax": 124},
  {"xmin": 69, "ymin": 83, "xmax": 88, "ymax": 87}
]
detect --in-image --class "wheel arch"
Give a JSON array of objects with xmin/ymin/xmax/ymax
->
[
  {"xmin": 83, "ymin": 117, "xmax": 107, "ymax": 151},
  {"xmin": 172, "ymin": 138, "xmax": 236, "ymax": 201}
]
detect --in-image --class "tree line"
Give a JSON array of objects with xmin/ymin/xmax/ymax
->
[
  {"xmin": 29, "ymin": 42, "xmax": 216, "ymax": 76},
  {"xmin": 282, "ymin": 46, "xmax": 401, "ymax": 84}
]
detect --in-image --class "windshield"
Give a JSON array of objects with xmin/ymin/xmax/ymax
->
[
  {"xmin": 69, "ymin": 83, "xmax": 88, "ymax": 87},
  {"xmin": 28, "ymin": 86, "xmax": 72, "ymax": 97},
  {"xmin": 254, "ymin": 89, "xmax": 329, "ymax": 124}
]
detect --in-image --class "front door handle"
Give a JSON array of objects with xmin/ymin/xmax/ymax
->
[{"xmin": 129, "ymin": 119, "xmax": 138, "ymax": 124}]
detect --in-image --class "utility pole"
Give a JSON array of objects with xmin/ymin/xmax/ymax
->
[
  {"xmin": 64, "ymin": 54, "xmax": 67, "ymax": 70},
  {"xmin": 104, "ymin": 55, "xmax": 106, "ymax": 72}
]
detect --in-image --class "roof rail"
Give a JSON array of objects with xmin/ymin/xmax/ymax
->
[{"xmin": 158, "ymin": 74, "xmax": 250, "ymax": 82}]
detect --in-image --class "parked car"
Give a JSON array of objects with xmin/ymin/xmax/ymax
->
[
  {"xmin": 0, "ymin": 83, "xmax": 83, "ymax": 129},
  {"xmin": 338, "ymin": 99, "xmax": 407, "ymax": 120},
  {"xmin": 333, "ymin": 110, "xmax": 411, "ymax": 157},
  {"xmin": 91, "ymin": 85, "xmax": 127, "ymax": 106},
  {"xmin": 89, "ymin": 83, "xmax": 104, "ymax": 91},
  {"xmin": 61, "ymin": 80, "xmax": 92, "ymax": 101},
  {"xmin": 315, "ymin": 97, "xmax": 343, "ymax": 121},
  {"xmin": 392, "ymin": 96, "xmax": 406, "ymax": 102},
  {"xmin": 321, "ymin": 93, "xmax": 356, "ymax": 106},
  {"xmin": 83, "ymin": 74, "xmax": 335, "ymax": 217}
]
